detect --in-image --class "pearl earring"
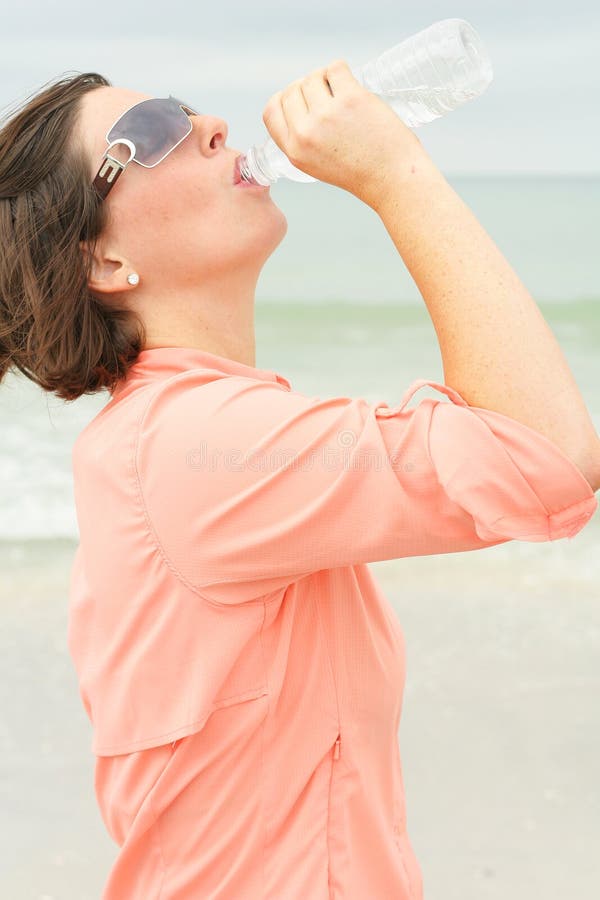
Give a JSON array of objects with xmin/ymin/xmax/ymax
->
[{"xmin": 127, "ymin": 273, "xmax": 140, "ymax": 286}]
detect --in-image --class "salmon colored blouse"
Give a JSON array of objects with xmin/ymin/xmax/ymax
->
[{"xmin": 67, "ymin": 347, "xmax": 597, "ymax": 899}]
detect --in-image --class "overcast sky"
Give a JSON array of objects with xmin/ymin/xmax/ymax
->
[{"xmin": 1, "ymin": 0, "xmax": 598, "ymax": 174}]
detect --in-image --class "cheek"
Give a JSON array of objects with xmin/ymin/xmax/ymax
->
[
  {"xmin": 144, "ymin": 167, "xmax": 223, "ymax": 227},
  {"xmin": 109, "ymin": 163, "xmax": 281, "ymax": 273},
  {"xmin": 112, "ymin": 177, "xmax": 216, "ymax": 253}
]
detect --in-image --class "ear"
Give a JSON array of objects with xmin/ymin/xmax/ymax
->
[{"xmin": 79, "ymin": 239, "xmax": 134, "ymax": 295}]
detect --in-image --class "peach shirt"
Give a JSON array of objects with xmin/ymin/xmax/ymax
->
[{"xmin": 67, "ymin": 347, "xmax": 597, "ymax": 899}]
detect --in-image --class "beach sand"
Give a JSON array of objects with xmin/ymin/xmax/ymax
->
[{"xmin": 1, "ymin": 532, "xmax": 599, "ymax": 899}]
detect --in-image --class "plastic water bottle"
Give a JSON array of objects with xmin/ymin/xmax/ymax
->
[{"xmin": 237, "ymin": 18, "xmax": 493, "ymax": 186}]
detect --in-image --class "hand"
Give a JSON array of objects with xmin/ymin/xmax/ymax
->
[{"xmin": 262, "ymin": 59, "xmax": 426, "ymax": 209}]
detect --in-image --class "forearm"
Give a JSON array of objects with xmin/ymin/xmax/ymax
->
[{"xmin": 372, "ymin": 144, "xmax": 600, "ymax": 487}]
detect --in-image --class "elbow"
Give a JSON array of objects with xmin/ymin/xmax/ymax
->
[
  {"xmin": 576, "ymin": 440, "xmax": 600, "ymax": 492},
  {"xmin": 589, "ymin": 471, "xmax": 600, "ymax": 494}
]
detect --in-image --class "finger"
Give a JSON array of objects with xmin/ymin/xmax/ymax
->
[
  {"xmin": 300, "ymin": 68, "xmax": 334, "ymax": 112},
  {"xmin": 262, "ymin": 91, "xmax": 290, "ymax": 148},
  {"xmin": 323, "ymin": 58, "xmax": 360, "ymax": 96},
  {"xmin": 280, "ymin": 79, "xmax": 310, "ymax": 128}
]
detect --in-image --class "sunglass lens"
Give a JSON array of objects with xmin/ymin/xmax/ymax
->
[{"xmin": 107, "ymin": 98, "xmax": 192, "ymax": 166}]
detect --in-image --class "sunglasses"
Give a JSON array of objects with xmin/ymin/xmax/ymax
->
[{"xmin": 92, "ymin": 95, "xmax": 199, "ymax": 201}]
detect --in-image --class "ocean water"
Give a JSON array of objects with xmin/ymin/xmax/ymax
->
[
  {"xmin": 1, "ymin": 174, "xmax": 599, "ymax": 545},
  {"xmin": 1, "ymin": 175, "xmax": 600, "ymax": 899}
]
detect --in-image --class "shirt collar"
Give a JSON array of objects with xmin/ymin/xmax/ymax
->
[{"xmin": 110, "ymin": 346, "xmax": 291, "ymax": 399}]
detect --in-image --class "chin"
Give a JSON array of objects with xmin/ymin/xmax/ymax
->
[
  {"xmin": 272, "ymin": 206, "xmax": 288, "ymax": 241},
  {"xmin": 260, "ymin": 204, "xmax": 288, "ymax": 254},
  {"xmin": 234, "ymin": 204, "xmax": 288, "ymax": 271}
]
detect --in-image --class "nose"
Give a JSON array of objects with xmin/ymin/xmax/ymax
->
[{"xmin": 194, "ymin": 114, "xmax": 228, "ymax": 154}]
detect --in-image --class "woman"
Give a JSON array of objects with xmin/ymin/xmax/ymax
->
[{"xmin": 1, "ymin": 64, "xmax": 598, "ymax": 899}]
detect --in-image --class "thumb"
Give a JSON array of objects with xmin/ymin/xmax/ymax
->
[{"xmin": 262, "ymin": 90, "xmax": 290, "ymax": 151}]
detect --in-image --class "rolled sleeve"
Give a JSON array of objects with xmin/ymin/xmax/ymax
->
[
  {"xmin": 427, "ymin": 396, "xmax": 598, "ymax": 542},
  {"xmin": 137, "ymin": 375, "xmax": 597, "ymax": 605}
]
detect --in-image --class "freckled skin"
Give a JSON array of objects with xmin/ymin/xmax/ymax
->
[{"xmin": 75, "ymin": 85, "xmax": 288, "ymax": 365}]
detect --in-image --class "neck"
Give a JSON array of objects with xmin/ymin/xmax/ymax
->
[{"xmin": 134, "ymin": 272, "xmax": 258, "ymax": 368}]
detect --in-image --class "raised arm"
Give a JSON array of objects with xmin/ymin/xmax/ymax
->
[
  {"xmin": 367, "ymin": 149, "xmax": 600, "ymax": 491},
  {"xmin": 263, "ymin": 58, "xmax": 600, "ymax": 491}
]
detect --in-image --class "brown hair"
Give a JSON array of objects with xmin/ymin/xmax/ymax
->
[{"xmin": 0, "ymin": 71, "xmax": 146, "ymax": 402}]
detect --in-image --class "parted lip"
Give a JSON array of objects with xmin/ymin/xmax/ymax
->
[{"xmin": 233, "ymin": 155, "xmax": 243, "ymax": 184}]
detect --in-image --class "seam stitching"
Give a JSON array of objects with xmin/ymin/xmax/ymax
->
[{"xmin": 132, "ymin": 378, "xmax": 278, "ymax": 610}]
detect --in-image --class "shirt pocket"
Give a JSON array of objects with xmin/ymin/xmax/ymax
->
[{"xmin": 89, "ymin": 580, "xmax": 272, "ymax": 756}]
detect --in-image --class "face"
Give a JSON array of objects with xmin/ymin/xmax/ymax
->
[{"xmin": 75, "ymin": 86, "xmax": 288, "ymax": 296}]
